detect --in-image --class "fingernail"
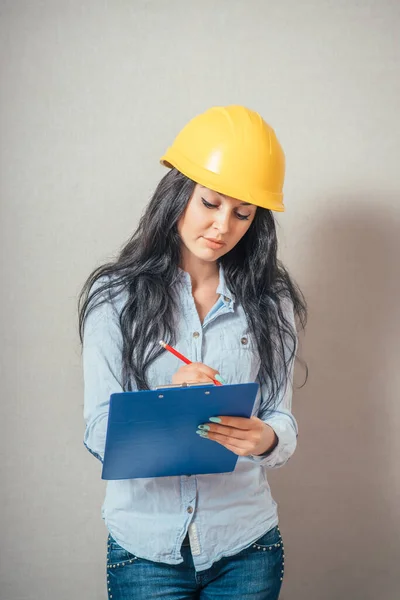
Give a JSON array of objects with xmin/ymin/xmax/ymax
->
[
  {"xmin": 209, "ymin": 417, "xmax": 221, "ymax": 423},
  {"xmin": 196, "ymin": 430, "xmax": 208, "ymax": 437},
  {"xmin": 197, "ymin": 424, "xmax": 210, "ymax": 431},
  {"xmin": 214, "ymin": 374, "xmax": 226, "ymax": 384}
]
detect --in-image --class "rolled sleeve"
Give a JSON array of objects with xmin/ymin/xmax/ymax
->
[{"xmin": 252, "ymin": 408, "xmax": 298, "ymax": 468}]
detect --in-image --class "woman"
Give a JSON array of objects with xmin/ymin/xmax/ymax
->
[{"xmin": 79, "ymin": 105, "xmax": 307, "ymax": 600}]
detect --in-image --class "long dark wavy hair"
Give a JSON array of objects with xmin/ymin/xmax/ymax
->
[{"xmin": 78, "ymin": 168, "xmax": 307, "ymax": 412}]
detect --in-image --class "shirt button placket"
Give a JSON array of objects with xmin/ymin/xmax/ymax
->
[
  {"xmin": 192, "ymin": 330, "xmax": 202, "ymax": 361},
  {"xmin": 182, "ymin": 477, "xmax": 197, "ymax": 536}
]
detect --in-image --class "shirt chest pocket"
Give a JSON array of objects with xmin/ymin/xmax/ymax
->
[{"xmin": 216, "ymin": 327, "xmax": 261, "ymax": 384}]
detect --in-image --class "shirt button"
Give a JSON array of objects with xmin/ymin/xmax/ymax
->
[
  {"xmin": 223, "ymin": 296, "xmax": 230, "ymax": 303},
  {"xmin": 187, "ymin": 506, "xmax": 193, "ymax": 514},
  {"xmin": 193, "ymin": 332, "xmax": 200, "ymax": 339},
  {"xmin": 241, "ymin": 337, "xmax": 248, "ymax": 346}
]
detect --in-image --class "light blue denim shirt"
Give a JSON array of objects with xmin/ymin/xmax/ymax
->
[{"xmin": 83, "ymin": 267, "xmax": 298, "ymax": 572}]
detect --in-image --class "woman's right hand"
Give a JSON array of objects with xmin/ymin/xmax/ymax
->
[{"xmin": 172, "ymin": 362, "xmax": 220, "ymax": 386}]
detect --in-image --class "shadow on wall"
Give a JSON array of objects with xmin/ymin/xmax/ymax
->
[{"xmin": 270, "ymin": 198, "xmax": 400, "ymax": 600}]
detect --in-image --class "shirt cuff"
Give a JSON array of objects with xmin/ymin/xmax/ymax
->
[{"xmin": 250, "ymin": 419, "xmax": 297, "ymax": 468}]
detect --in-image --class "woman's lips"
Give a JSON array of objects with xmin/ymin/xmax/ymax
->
[{"xmin": 202, "ymin": 237, "xmax": 226, "ymax": 249}]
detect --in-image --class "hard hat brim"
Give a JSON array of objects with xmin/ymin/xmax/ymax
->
[{"xmin": 160, "ymin": 149, "xmax": 285, "ymax": 213}]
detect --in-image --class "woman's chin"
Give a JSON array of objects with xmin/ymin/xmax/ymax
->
[{"xmin": 194, "ymin": 247, "xmax": 226, "ymax": 262}]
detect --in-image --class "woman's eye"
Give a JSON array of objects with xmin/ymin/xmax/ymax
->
[
  {"xmin": 201, "ymin": 197, "xmax": 250, "ymax": 220},
  {"xmin": 236, "ymin": 213, "xmax": 250, "ymax": 221},
  {"xmin": 201, "ymin": 198, "xmax": 218, "ymax": 209}
]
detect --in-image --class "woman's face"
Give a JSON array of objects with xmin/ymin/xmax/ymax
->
[{"xmin": 178, "ymin": 185, "xmax": 257, "ymax": 263}]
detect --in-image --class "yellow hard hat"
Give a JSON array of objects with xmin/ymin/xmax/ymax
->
[{"xmin": 160, "ymin": 105, "xmax": 285, "ymax": 212}]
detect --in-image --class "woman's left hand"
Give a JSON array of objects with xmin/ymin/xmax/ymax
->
[{"xmin": 197, "ymin": 416, "xmax": 278, "ymax": 456}]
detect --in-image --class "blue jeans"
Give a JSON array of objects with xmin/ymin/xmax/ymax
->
[{"xmin": 106, "ymin": 526, "xmax": 284, "ymax": 599}]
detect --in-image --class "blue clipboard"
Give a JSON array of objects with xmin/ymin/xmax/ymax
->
[{"xmin": 101, "ymin": 382, "xmax": 259, "ymax": 480}]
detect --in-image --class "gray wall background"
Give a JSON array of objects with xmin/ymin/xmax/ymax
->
[{"xmin": 1, "ymin": 1, "xmax": 399, "ymax": 599}]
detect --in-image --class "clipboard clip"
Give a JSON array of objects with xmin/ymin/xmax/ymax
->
[{"xmin": 154, "ymin": 382, "xmax": 215, "ymax": 390}]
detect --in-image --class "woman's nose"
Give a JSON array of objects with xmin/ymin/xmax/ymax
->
[{"xmin": 213, "ymin": 211, "xmax": 230, "ymax": 234}]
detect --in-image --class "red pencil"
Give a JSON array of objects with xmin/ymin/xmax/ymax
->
[{"xmin": 159, "ymin": 340, "xmax": 223, "ymax": 386}]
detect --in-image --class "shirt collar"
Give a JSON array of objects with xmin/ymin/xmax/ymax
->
[
  {"xmin": 175, "ymin": 264, "xmax": 235, "ymax": 305},
  {"xmin": 216, "ymin": 263, "xmax": 235, "ymax": 305}
]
